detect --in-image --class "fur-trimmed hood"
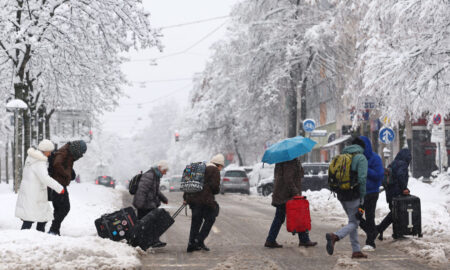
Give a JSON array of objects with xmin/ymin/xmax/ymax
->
[{"xmin": 26, "ymin": 148, "xmax": 48, "ymax": 163}]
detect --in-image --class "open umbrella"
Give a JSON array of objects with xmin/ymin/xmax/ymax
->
[{"xmin": 262, "ymin": 136, "xmax": 317, "ymax": 164}]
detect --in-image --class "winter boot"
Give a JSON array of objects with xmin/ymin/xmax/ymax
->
[
  {"xmin": 199, "ymin": 241, "xmax": 210, "ymax": 251},
  {"xmin": 325, "ymin": 233, "xmax": 339, "ymax": 255},
  {"xmin": 299, "ymin": 241, "xmax": 318, "ymax": 247},
  {"xmin": 264, "ymin": 241, "xmax": 283, "ymax": 248},
  {"xmin": 351, "ymin": 251, "xmax": 368, "ymax": 259}
]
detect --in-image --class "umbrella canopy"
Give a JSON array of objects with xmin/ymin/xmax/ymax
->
[{"xmin": 262, "ymin": 136, "xmax": 317, "ymax": 164}]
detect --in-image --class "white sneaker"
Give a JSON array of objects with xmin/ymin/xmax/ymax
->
[{"xmin": 362, "ymin": 245, "xmax": 375, "ymax": 252}]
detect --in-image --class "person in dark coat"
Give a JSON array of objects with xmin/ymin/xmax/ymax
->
[
  {"xmin": 264, "ymin": 158, "xmax": 317, "ymax": 248},
  {"xmin": 358, "ymin": 136, "xmax": 384, "ymax": 251},
  {"xmin": 132, "ymin": 160, "xmax": 169, "ymax": 247},
  {"xmin": 376, "ymin": 148, "xmax": 411, "ymax": 239},
  {"xmin": 184, "ymin": 154, "xmax": 223, "ymax": 253},
  {"xmin": 48, "ymin": 140, "xmax": 87, "ymax": 235}
]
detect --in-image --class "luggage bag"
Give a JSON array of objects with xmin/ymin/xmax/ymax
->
[
  {"xmin": 392, "ymin": 194, "xmax": 422, "ymax": 238},
  {"xmin": 286, "ymin": 196, "xmax": 311, "ymax": 234},
  {"xmin": 128, "ymin": 204, "xmax": 186, "ymax": 250},
  {"xmin": 95, "ymin": 207, "xmax": 137, "ymax": 241}
]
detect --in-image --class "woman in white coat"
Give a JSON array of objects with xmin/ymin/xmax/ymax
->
[{"xmin": 15, "ymin": 139, "xmax": 64, "ymax": 232}]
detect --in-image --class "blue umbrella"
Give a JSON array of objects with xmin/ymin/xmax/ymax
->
[{"xmin": 262, "ymin": 136, "xmax": 317, "ymax": 164}]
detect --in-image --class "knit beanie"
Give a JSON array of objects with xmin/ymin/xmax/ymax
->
[
  {"xmin": 37, "ymin": 139, "xmax": 55, "ymax": 152},
  {"xmin": 210, "ymin": 154, "xmax": 225, "ymax": 166},
  {"xmin": 69, "ymin": 140, "xmax": 87, "ymax": 161}
]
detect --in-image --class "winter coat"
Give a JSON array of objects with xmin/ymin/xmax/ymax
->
[
  {"xmin": 133, "ymin": 167, "xmax": 168, "ymax": 210},
  {"xmin": 271, "ymin": 158, "xmax": 303, "ymax": 206},
  {"xmin": 386, "ymin": 149, "xmax": 411, "ymax": 203},
  {"xmin": 339, "ymin": 144, "xmax": 368, "ymax": 202},
  {"xmin": 183, "ymin": 163, "xmax": 221, "ymax": 210},
  {"xmin": 15, "ymin": 148, "xmax": 64, "ymax": 222},
  {"xmin": 360, "ymin": 136, "xmax": 384, "ymax": 195},
  {"xmin": 50, "ymin": 144, "xmax": 75, "ymax": 187}
]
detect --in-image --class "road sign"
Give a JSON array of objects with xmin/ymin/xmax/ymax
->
[
  {"xmin": 310, "ymin": 130, "xmax": 327, "ymax": 137},
  {"xmin": 431, "ymin": 126, "xmax": 445, "ymax": 143},
  {"xmin": 433, "ymin": 114, "xmax": 442, "ymax": 125},
  {"xmin": 379, "ymin": 127, "xmax": 395, "ymax": 144},
  {"xmin": 303, "ymin": 119, "xmax": 316, "ymax": 132}
]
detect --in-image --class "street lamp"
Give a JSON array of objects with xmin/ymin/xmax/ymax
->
[{"xmin": 6, "ymin": 99, "xmax": 28, "ymax": 193}]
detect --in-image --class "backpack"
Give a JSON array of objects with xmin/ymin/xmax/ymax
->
[
  {"xmin": 328, "ymin": 153, "xmax": 358, "ymax": 192},
  {"xmin": 128, "ymin": 171, "xmax": 143, "ymax": 195},
  {"xmin": 180, "ymin": 162, "xmax": 207, "ymax": 193}
]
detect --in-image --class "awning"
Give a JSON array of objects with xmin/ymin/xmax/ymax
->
[{"xmin": 322, "ymin": 135, "xmax": 352, "ymax": 148}]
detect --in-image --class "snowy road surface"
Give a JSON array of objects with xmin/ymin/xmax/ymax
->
[{"xmin": 123, "ymin": 191, "xmax": 449, "ymax": 270}]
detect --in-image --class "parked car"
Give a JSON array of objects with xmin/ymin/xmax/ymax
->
[
  {"xmin": 169, "ymin": 175, "xmax": 182, "ymax": 192},
  {"xmin": 220, "ymin": 169, "xmax": 250, "ymax": 195},
  {"xmin": 160, "ymin": 177, "xmax": 170, "ymax": 191},
  {"xmin": 95, "ymin": 175, "xmax": 115, "ymax": 188},
  {"xmin": 257, "ymin": 163, "xmax": 329, "ymax": 196}
]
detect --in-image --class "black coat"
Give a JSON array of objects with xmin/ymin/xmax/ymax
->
[
  {"xmin": 386, "ymin": 149, "xmax": 411, "ymax": 203},
  {"xmin": 132, "ymin": 168, "xmax": 168, "ymax": 210}
]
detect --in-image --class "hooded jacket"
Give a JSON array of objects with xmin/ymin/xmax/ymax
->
[
  {"xmin": 340, "ymin": 144, "xmax": 368, "ymax": 201},
  {"xmin": 271, "ymin": 158, "xmax": 303, "ymax": 206},
  {"xmin": 360, "ymin": 136, "xmax": 384, "ymax": 195},
  {"xmin": 15, "ymin": 148, "xmax": 64, "ymax": 222},
  {"xmin": 49, "ymin": 144, "xmax": 75, "ymax": 187},
  {"xmin": 386, "ymin": 149, "xmax": 411, "ymax": 203},
  {"xmin": 133, "ymin": 167, "xmax": 168, "ymax": 210}
]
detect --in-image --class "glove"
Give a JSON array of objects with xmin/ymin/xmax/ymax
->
[
  {"xmin": 59, "ymin": 188, "xmax": 65, "ymax": 195},
  {"xmin": 355, "ymin": 204, "xmax": 365, "ymax": 221},
  {"xmin": 402, "ymin": 189, "xmax": 410, "ymax": 195}
]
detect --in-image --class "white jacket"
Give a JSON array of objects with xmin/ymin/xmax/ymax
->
[{"xmin": 15, "ymin": 148, "xmax": 64, "ymax": 222}]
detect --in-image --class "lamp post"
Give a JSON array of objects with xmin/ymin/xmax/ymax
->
[{"xmin": 6, "ymin": 99, "xmax": 28, "ymax": 193}]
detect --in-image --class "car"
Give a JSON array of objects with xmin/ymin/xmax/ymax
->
[
  {"xmin": 257, "ymin": 163, "xmax": 329, "ymax": 196},
  {"xmin": 95, "ymin": 175, "xmax": 115, "ymax": 188},
  {"xmin": 160, "ymin": 177, "xmax": 170, "ymax": 191},
  {"xmin": 220, "ymin": 169, "xmax": 250, "ymax": 195},
  {"xmin": 169, "ymin": 175, "xmax": 182, "ymax": 192}
]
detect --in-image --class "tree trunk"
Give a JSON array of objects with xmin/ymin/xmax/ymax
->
[
  {"xmin": 233, "ymin": 139, "xmax": 244, "ymax": 166},
  {"xmin": 38, "ymin": 105, "xmax": 45, "ymax": 141},
  {"xmin": 5, "ymin": 138, "xmax": 9, "ymax": 184},
  {"xmin": 23, "ymin": 110, "xmax": 30, "ymax": 160},
  {"xmin": 14, "ymin": 82, "xmax": 26, "ymax": 191}
]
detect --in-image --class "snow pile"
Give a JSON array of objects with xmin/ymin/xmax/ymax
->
[{"xmin": 0, "ymin": 182, "xmax": 141, "ymax": 269}]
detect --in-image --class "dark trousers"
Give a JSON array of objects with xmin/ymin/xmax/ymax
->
[
  {"xmin": 266, "ymin": 204, "xmax": 311, "ymax": 244},
  {"xmin": 377, "ymin": 202, "xmax": 393, "ymax": 234},
  {"xmin": 49, "ymin": 187, "xmax": 70, "ymax": 234},
  {"xmin": 21, "ymin": 221, "xmax": 46, "ymax": 232},
  {"xmin": 137, "ymin": 208, "xmax": 154, "ymax": 220},
  {"xmin": 188, "ymin": 204, "xmax": 217, "ymax": 244},
  {"xmin": 359, "ymin": 192, "xmax": 379, "ymax": 247}
]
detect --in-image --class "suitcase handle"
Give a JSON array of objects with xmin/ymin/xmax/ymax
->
[
  {"xmin": 172, "ymin": 203, "xmax": 187, "ymax": 219},
  {"xmin": 291, "ymin": 195, "xmax": 307, "ymax": 200}
]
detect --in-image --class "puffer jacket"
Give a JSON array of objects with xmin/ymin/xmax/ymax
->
[
  {"xmin": 339, "ymin": 144, "xmax": 368, "ymax": 202},
  {"xmin": 50, "ymin": 144, "xmax": 74, "ymax": 187},
  {"xmin": 183, "ymin": 163, "xmax": 221, "ymax": 210},
  {"xmin": 133, "ymin": 167, "xmax": 168, "ymax": 210},
  {"xmin": 360, "ymin": 136, "xmax": 384, "ymax": 194},
  {"xmin": 271, "ymin": 158, "xmax": 303, "ymax": 206},
  {"xmin": 15, "ymin": 148, "xmax": 64, "ymax": 222},
  {"xmin": 386, "ymin": 149, "xmax": 411, "ymax": 203}
]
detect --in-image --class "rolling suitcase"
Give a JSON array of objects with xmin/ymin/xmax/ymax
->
[
  {"xmin": 95, "ymin": 207, "xmax": 137, "ymax": 241},
  {"xmin": 286, "ymin": 196, "xmax": 311, "ymax": 234},
  {"xmin": 392, "ymin": 195, "xmax": 422, "ymax": 238},
  {"xmin": 128, "ymin": 204, "xmax": 186, "ymax": 250}
]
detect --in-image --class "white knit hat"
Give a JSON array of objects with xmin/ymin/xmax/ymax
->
[
  {"xmin": 37, "ymin": 139, "xmax": 55, "ymax": 152},
  {"xmin": 157, "ymin": 160, "xmax": 169, "ymax": 171},
  {"xmin": 210, "ymin": 154, "xmax": 225, "ymax": 166}
]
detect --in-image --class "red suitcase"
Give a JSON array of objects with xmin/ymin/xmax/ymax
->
[{"xmin": 286, "ymin": 196, "xmax": 311, "ymax": 234}]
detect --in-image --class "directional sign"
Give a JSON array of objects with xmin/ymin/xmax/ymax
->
[
  {"xmin": 303, "ymin": 119, "xmax": 316, "ymax": 132},
  {"xmin": 433, "ymin": 114, "xmax": 442, "ymax": 125},
  {"xmin": 379, "ymin": 127, "xmax": 395, "ymax": 144}
]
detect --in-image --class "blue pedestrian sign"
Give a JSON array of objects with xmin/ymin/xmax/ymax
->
[
  {"xmin": 303, "ymin": 119, "xmax": 316, "ymax": 132},
  {"xmin": 379, "ymin": 127, "xmax": 395, "ymax": 144}
]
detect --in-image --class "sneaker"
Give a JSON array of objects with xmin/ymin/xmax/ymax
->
[
  {"xmin": 299, "ymin": 241, "xmax": 318, "ymax": 247},
  {"xmin": 362, "ymin": 245, "xmax": 375, "ymax": 252},
  {"xmin": 264, "ymin": 241, "xmax": 283, "ymax": 248},
  {"xmin": 325, "ymin": 233, "xmax": 339, "ymax": 255},
  {"xmin": 352, "ymin": 251, "xmax": 368, "ymax": 259}
]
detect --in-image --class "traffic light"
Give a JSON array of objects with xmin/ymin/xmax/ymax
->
[{"xmin": 175, "ymin": 132, "xmax": 179, "ymax": 142}]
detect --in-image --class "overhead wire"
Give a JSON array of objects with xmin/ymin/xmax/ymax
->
[{"xmin": 158, "ymin": 15, "xmax": 229, "ymax": 30}]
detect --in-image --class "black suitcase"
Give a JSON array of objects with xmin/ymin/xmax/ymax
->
[
  {"xmin": 128, "ymin": 204, "xmax": 186, "ymax": 250},
  {"xmin": 392, "ymin": 195, "xmax": 423, "ymax": 238},
  {"xmin": 95, "ymin": 207, "xmax": 137, "ymax": 241}
]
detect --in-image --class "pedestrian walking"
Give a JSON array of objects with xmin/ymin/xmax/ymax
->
[
  {"xmin": 48, "ymin": 140, "xmax": 87, "ymax": 235},
  {"xmin": 264, "ymin": 158, "xmax": 317, "ymax": 248},
  {"xmin": 376, "ymin": 148, "xmax": 412, "ymax": 240},
  {"xmin": 358, "ymin": 136, "xmax": 384, "ymax": 251},
  {"xmin": 132, "ymin": 160, "xmax": 169, "ymax": 248},
  {"xmin": 15, "ymin": 140, "xmax": 64, "ymax": 232},
  {"xmin": 326, "ymin": 137, "xmax": 368, "ymax": 259},
  {"xmin": 184, "ymin": 154, "xmax": 223, "ymax": 252}
]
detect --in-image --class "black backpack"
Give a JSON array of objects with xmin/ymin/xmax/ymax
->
[{"xmin": 128, "ymin": 171, "xmax": 143, "ymax": 195}]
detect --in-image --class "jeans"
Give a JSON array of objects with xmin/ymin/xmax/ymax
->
[
  {"xmin": 335, "ymin": 199, "xmax": 361, "ymax": 252},
  {"xmin": 266, "ymin": 204, "xmax": 311, "ymax": 244},
  {"xmin": 188, "ymin": 204, "xmax": 217, "ymax": 244},
  {"xmin": 377, "ymin": 202, "xmax": 393, "ymax": 234},
  {"xmin": 49, "ymin": 187, "xmax": 70, "ymax": 234},
  {"xmin": 359, "ymin": 192, "xmax": 379, "ymax": 247},
  {"xmin": 21, "ymin": 221, "xmax": 46, "ymax": 232}
]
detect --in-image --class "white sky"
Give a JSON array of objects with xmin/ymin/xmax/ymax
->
[{"xmin": 100, "ymin": 0, "xmax": 240, "ymax": 136}]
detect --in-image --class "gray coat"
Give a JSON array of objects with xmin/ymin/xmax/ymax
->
[{"xmin": 132, "ymin": 168, "xmax": 168, "ymax": 210}]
